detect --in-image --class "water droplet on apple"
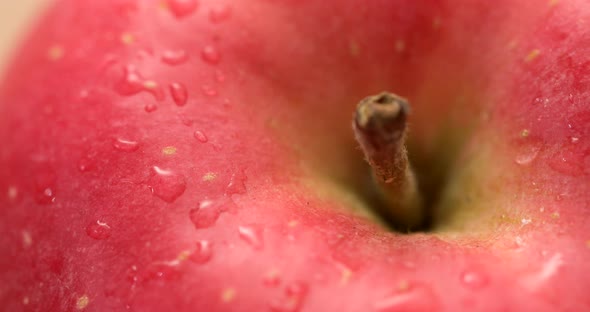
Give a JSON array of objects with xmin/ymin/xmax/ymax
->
[
  {"xmin": 215, "ymin": 70, "xmax": 226, "ymax": 83},
  {"xmin": 374, "ymin": 283, "xmax": 438, "ymax": 312},
  {"xmin": 169, "ymin": 82, "xmax": 188, "ymax": 106},
  {"xmin": 34, "ymin": 170, "xmax": 56, "ymax": 204},
  {"xmin": 226, "ymin": 169, "xmax": 247, "ymax": 195},
  {"xmin": 115, "ymin": 65, "xmax": 165, "ymax": 101},
  {"xmin": 548, "ymin": 146, "xmax": 590, "ymax": 176},
  {"xmin": 270, "ymin": 282, "xmax": 308, "ymax": 312},
  {"xmin": 113, "ymin": 138, "xmax": 140, "ymax": 152},
  {"xmin": 460, "ymin": 271, "xmax": 488, "ymax": 290},
  {"xmin": 201, "ymin": 45, "xmax": 220, "ymax": 65},
  {"xmin": 514, "ymin": 142, "xmax": 541, "ymax": 165},
  {"xmin": 86, "ymin": 220, "xmax": 112, "ymax": 240},
  {"xmin": 78, "ymin": 157, "xmax": 94, "ymax": 172},
  {"xmin": 193, "ymin": 130, "xmax": 208, "ymax": 143},
  {"xmin": 189, "ymin": 240, "xmax": 213, "ymax": 264},
  {"xmin": 161, "ymin": 50, "xmax": 189, "ymax": 66},
  {"xmin": 209, "ymin": 5, "xmax": 232, "ymax": 23},
  {"xmin": 238, "ymin": 225, "xmax": 264, "ymax": 249},
  {"xmin": 148, "ymin": 166, "xmax": 187, "ymax": 203},
  {"xmin": 166, "ymin": 0, "xmax": 198, "ymax": 18},
  {"xmin": 144, "ymin": 103, "xmax": 158, "ymax": 113},
  {"xmin": 199, "ymin": 86, "xmax": 216, "ymax": 98},
  {"xmin": 189, "ymin": 199, "xmax": 232, "ymax": 229}
]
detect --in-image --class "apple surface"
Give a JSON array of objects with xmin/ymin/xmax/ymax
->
[{"xmin": 1, "ymin": 0, "xmax": 589, "ymax": 311}]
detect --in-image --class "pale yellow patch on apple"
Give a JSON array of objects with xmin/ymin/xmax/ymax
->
[
  {"xmin": 520, "ymin": 129, "xmax": 530, "ymax": 138},
  {"xmin": 202, "ymin": 172, "xmax": 217, "ymax": 181},
  {"xmin": 551, "ymin": 212, "xmax": 560, "ymax": 219},
  {"xmin": 397, "ymin": 279, "xmax": 409, "ymax": 291},
  {"xmin": 143, "ymin": 80, "xmax": 158, "ymax": 90},
  {"xmin": 395, "ymin": 39, "xmax": 405, "ymax": 53},
  {"xmin": 76, "ymin": 295, "xmax": 89, "ymax": 310},
  {"xmin": 525, "ymin": 49, "xmax": 541, "ymax": 62},
  {"xmin": 348, "ymin": 39, "xmax": 360, "ymax": 57},
  {"xmin": 221, "ymin": 288, "xmax": 236, "ymax": 303},
  {"xmin": 586, "ymin": 240, "xmax": 590, "ymax": 249},
  {"xmin": 177, "ymin": 250, "xmax": 191, "ymax": 261},
  {"xmin": 162, "ymin": 146, "xmax": 177, "ymax": 155},
  {"xmin": 432, "ymin": 16, "xmax": 442, "ymax": 29},
  {"xmin": 339, "ymin": 266, "xmax": 353, "ymax": 286},
  {"xmin": 47, "ymin": 44, "xmax": 64, "ymax": 61},
  {"xmin": 549, "ymin": 0, "xmax": 559, "ymax": 7},
  {"xmin": 120, "ymin": 32, "xmax": 135, "ymax": 45}
]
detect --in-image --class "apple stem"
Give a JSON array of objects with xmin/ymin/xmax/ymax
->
[{"xmin": 353, "ymin": 92, "xmax": 423, "ymax": 230}]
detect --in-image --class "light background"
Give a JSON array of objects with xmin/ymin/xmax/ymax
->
[{"xmin": 0, "ymin": 1, "xmax": 49, "ymax": 72}]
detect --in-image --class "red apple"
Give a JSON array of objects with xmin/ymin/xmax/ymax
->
[{"xmin": 1, "ymin": 0, "xmax": 589, "ymax": 311}]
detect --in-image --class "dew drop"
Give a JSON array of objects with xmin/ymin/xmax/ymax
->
[
  {"xmin": 144, "ymin": 103, "xmax": 158, "ymax": 113},
  {"xmin": 215, "ymin": 70, "xmax": 226, "ymax": 83},
  {"xmin": 148, "ymin": 166, "xmax": 187, "ymax": 203},
  {"xmin": 115, "ymin": 66, "xmax": 145, "ymax": 96},
  {"xmin": 238, "ymin": 225, "xmax": 264, "ymax": 249},
  {"xmin": 34, "ymin": 170, "xmax": 56, "ymax": 205},
  {"xmin": 190, "ymin": 240, "xmax": 213, "ymax": 264},
  {"xmin": 270, "ymin": 282, "xmax": 308, "ymax": 312},
  {"xmin": 226, "ymin": 169, "xmax": 247, "ymax": 196},
  {"xmin": 78, "ymin": 157, "xmax": 94, "ymax": 172},
  {"xmin": 115, "ymin": 66, "xmax": 165, "ymax": 101},
  {"xmin": 201, "ymin": 45, "xmax": 221, "ymax": 64},
  {"xmin": 161, "ymin": 50, "xmax": 189, "ymax": 66},
  {"xmin": 374, "ymin": 284, "xmax": 438, "ymax": 312},
  {"xmin": 193, "ymin": 130, "xmax": 208, "ymax": 143},
  {"xmin": 113, "ymin": 138, "xmax": 140, "ymax": 152},
  {"xmin": 514, "ymin": 142, "xmax": 541, "ymax": 165},
  {"xmin": 189, "ymin": 199, "xmax": 230, "ymax": 229},
  {"xmin": 549, "ymin": 146, "xmax": 589, "ymax": 176},
  {"xmin": 201, "ymin": 85, "xmax": 218, "ymax": 97},
  {"xmin": 209, "ymin": 5, "xmax": 232, "ymax": 23},
  {"xmin": 460, "ymin": 271, "xmax": 489, "ymax": 290},
  {"xmin": 166, "ymin": 0, "xmax": 198, "ymax": 18},
  {"xmin": 86, "ymin": 220, "xmax": 112, "ymax": 240},
  {"xmin": 169, "ymin": 82, "xmax": 189, "ymax": 106}
]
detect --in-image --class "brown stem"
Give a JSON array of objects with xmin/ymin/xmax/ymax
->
[{"xmin": 352, "ymin": 92, "xmax": 423, "ymax": 230}]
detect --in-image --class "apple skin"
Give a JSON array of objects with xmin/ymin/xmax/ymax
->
[{"xmin": 1, "ymin": 0, "xmax": 589, "ymax": 311}]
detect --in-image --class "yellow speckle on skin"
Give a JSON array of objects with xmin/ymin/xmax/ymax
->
[
  {"xmin": 551, "ymin": 212, "xmax": 560, "ymax": 219},
  {"xmin": 349, "ymin": 39, "xmax": 360, "ymax": 57},
  {"xmin": 586, "ymin": 240, "xmax": 590, "ymax": 248},
  {"xmin": 48, "ymin": 45, "xmax": 64, "ymax": 61},
  {"xmin": 432, "ymin": 17, "xmax": 441, "ymax": 29},
  {"xmin": 143, "ymin": 80, "xmax": 158, "ymax": 89},
  {"xmin": 395, "ymin": 39, "xmax": 405, "ymax": 53},
  {"xmin": 398, "ymin": 279, "xmax": 409, "ymax": 291},
  {"xmin": 121, "ymin": 32, "xmax": 135, "ymax": 45},
  {"xmin": 177, "ymin": 250, "xmax": 191, "ymax": 261},
  {"xmin": 162, "ymin": 146, "xmax": 177, "ymax": 155},
  {"xmin": 22, "ymin": 231, "xmax": 32, "ymax": 248},
  {"xmin": 76, "ymin": 295, "xmax": 89, "ymax": 310},
  {"xmin": 340, "ymin": 267, "xmax": 352, "ymax": 285},
  {"xmin": 288, "ymin": 220, "xmax": 298, "ymax": 228},
  {"xmin": 202, "ymin": 172, "xmax": 217, "ymax": 181},
  {"xmin": 221, "ymin": 288, "xmax": 236, "ymax": 303},
  {"xmin": 525, "ymin": 49, "xmax": 541, "ymax": 62},
  {"xmin": 520, "ymin": 129, "xmax": 530, "ymax": 137},
  {"xmin": 549, "ymin": 0, "xmax": 559, "ymax": 7}
]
